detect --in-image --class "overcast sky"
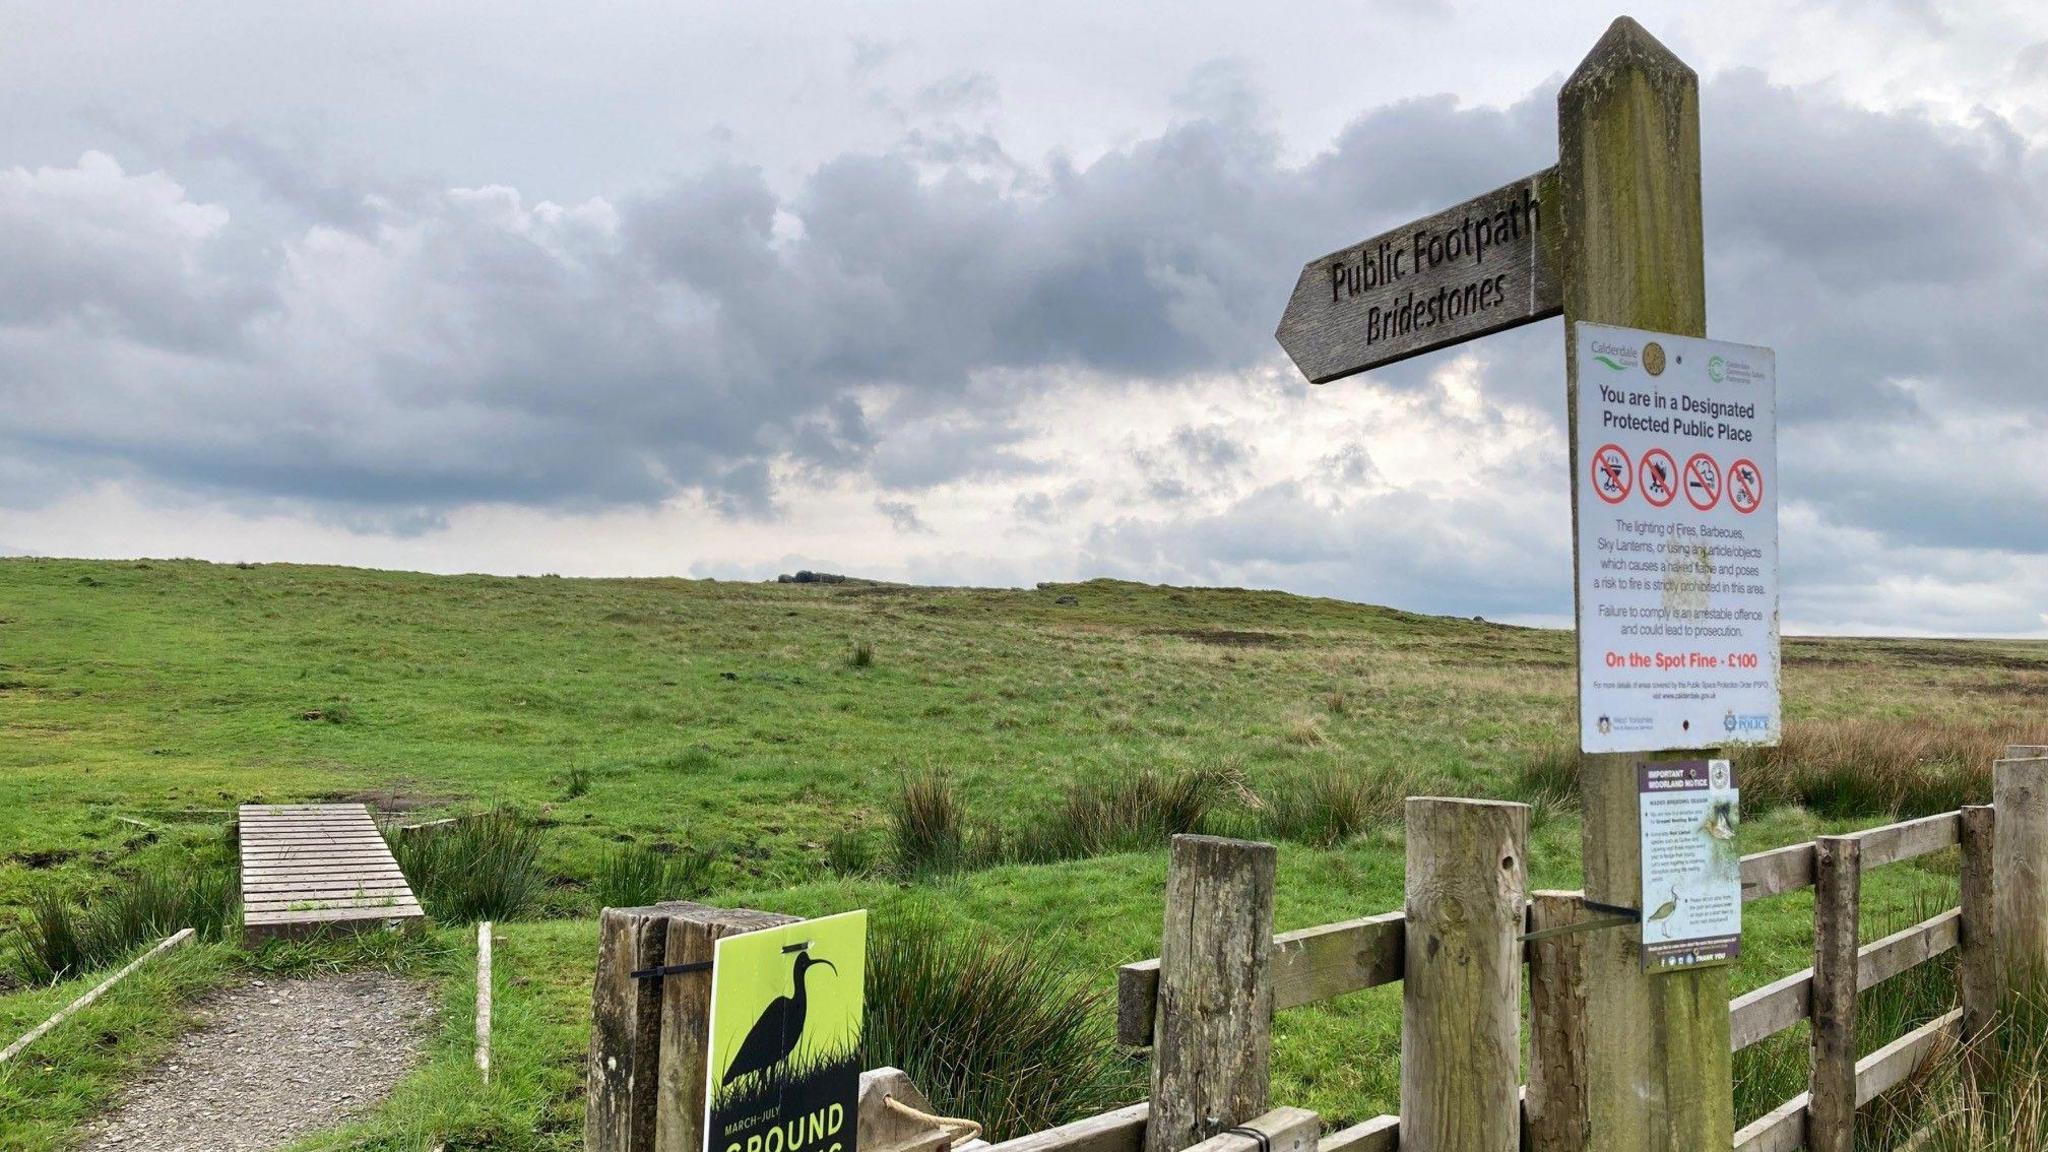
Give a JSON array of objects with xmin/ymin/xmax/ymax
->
[{"xmin": 3, "ymin": 1, "xmax": 2045, "ymax": 635}]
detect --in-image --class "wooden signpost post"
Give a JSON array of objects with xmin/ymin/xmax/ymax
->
[{"xmin": 1275, "ymin": 17, "xmax": 1740, "ymax": 1151}]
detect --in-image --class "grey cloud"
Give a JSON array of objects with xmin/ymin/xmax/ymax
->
[
  {"xmin": 876, "ymin": 499, "xmax": 930, "ymax": 534},
  {"xmin": 3, "ymin": 65, "xmax": 2044, "ymax": 601}
]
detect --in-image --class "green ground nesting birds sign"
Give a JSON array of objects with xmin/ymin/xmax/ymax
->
[{"xmin": 704, "ymin": 910, "xmax": 867, "ymax": 1152}]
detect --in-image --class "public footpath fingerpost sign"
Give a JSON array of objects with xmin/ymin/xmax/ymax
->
[
  {"xmin": 1574, "ymin": 326, "xmax": 1778, "ymax": 754},
  {"xmin": 1272, "ymin": 17, "xmax": 1776, "ymax": 1148}
]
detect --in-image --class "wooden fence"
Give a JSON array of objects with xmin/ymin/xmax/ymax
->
[{"xmin": 589, "ymin": 748, "xmax": 2048, "ymax": 1152}]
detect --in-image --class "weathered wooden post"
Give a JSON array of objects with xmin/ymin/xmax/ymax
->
[
  {"xmin": 1994, "ymin": 754, "xmax": 2048, "ymax": 992},
  {"xmin": 1402, "ymin": 798, "xmax": 1527, "ymax": 1152},
  {"xmin": 1959, "ymin": 804, "xmax": 1998, "ymax": 1041},
  {"xmin": 590, "ymin": 905, "xmax": 680, "ymax": 1152},
  {"xmin": 1558, "ymin": 21, "xmax": 1734, "ymax": 1150},
  {"xmin": 1145, "ymin": 835, "xmax": 1277, "ymax": 1152},
  {"xmin": 654, "ymin": 906, "xmax": 801, "ymax": 1152},
  {"xmin": 1526, "ymin": 891, "xmax": 1592, "ymax": 1152},
  {"xmin": 588, "ymin": 902, "xmax": 802, "ymax": 1152},
  {"xmin": 1809, "ymin": 836, "xmax": 1861, "ymax": 1152}
]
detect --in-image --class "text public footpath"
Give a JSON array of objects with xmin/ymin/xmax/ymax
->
[{"xmin": 1323, "ymin": 184, "xmax": 1542, "ymax": 347}]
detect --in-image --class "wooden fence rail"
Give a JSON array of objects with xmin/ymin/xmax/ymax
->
[{"xmin": 591, "ymin": 751, "xmax": 2048, "ymax": 1152}]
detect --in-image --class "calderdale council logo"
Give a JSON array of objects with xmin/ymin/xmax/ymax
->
[
  {"xmin": 1594, "ymin": 354, "xmax": 1628, "ymax": 371},
  {"xmin": 1708, "ymin": 355, "xmax": 1726, "ymax": 383}
]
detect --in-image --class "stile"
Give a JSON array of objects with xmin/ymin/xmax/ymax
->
[
  {"xmin": 1808, "ymin": 836, "xmax": 1860, "ymax": 1152},
  {"xmin": 1144, "ymin": 836, "xmax": 1276, "ymax": 1152}
]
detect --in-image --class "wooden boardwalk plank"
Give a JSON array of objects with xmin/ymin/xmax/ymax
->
[{"xmin": 238, "ymin": 803, "xmax": 425, "ymax": 943}]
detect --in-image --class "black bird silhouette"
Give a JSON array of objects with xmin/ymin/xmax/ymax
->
[{"xmin": 722, "ymin": 950, "xmax": 837, "ymax": 1086}]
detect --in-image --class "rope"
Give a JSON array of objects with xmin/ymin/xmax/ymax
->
[{"xmin": 885, "ymin": 1094, "xmax": 983, "ymax": 1144}]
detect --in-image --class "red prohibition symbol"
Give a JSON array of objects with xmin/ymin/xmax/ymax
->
[
  {"xmin": 1591, "ymin": 443, "xmax": 1632, "ymax": 505},
  {"xmin": 1683, "ymin": 451, "xmax": 1722, "ymax": 511},
  {"xmin": 1638, "ymin": 447, "xmax": 1677, "ymax": 509},
  {"xmin": 1728, "ymin": 457, "xmax": 1764, "ymax": 515}
]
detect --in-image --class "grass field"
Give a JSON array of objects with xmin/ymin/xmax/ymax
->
[{"xmin": 2, "ymin": 556, "xmax": 2045, "ymax": 1149}]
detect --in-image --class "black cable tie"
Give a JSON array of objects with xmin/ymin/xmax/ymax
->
[
  {"xmin": 631, "ymin": 959, "xmax": 714, "ymax": 980},
  {"xmin": 1223, "ymin": 1127, "xmax": 1271, "ymax": 1152}
]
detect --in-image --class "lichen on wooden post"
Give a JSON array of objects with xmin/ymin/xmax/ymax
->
[
  {"xmin": 1402, "ymin": 797, "xmax": 1527, "ymax": 1152},
  {"xmin": 588, "ymin": 905, "xmax": 676, "ymax": 1152},
  {"xmin": 1556, "ymin": 17, "xmax": 1733, "ymax": 1152},
  {"xmin": 1809, "ymin": 836, "xmax": 1861, "ymax": 1152},
  {"xmin": 1144, "ymin": 834, "xmax": 1277, "ymax": 1152}
]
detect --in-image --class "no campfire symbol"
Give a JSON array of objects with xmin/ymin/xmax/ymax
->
[
  {"xmin": 704, "ymin": 910, "xmax": 867, "ymax": 1152},
  {"xmin": 1639, "ymin": 448, "xmax": 1677, "ymax": 509}
]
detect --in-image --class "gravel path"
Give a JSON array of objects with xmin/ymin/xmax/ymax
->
[{"xmin": 81, "ymin": 974, "xmax": 437, "ymax": 1152}]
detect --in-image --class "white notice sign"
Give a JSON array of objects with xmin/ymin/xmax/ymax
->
[
  {"xmin": 1573, "ymin": 324, "xmax": 1779, "ymax": 754},
  {"xmin": 1637, "ymin": 759, "xmax": 1742, "ymax": 972}
]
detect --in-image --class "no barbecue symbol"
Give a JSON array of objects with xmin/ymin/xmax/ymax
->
[
  {"xmin": 1591, "ymin": 444, "xmax": 1632, "ymax": 505},
  {"xmin": 1639, "ymin": 448, "xmax": 1677, "ymax": 509},
  {"xmin": 1683, "ymin": 452, "xmax": 1721, "ymax": 511},
  {"xmin": 1728, "ymin": 458, "xmax": 1763, "ymax": 515}
]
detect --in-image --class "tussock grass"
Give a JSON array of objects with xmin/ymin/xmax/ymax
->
[
  {"xmin": 893, "ymin": 770, "xmax": 969, "ymax": 876},
  {"xmin": 1009, "ymin": 768, "xmax": 1219, "ymax": 863},
  {"xmin": 848, "ymin": 640, "xmax": 875, "ymax": 669},
  {"xmin": 11, "ymin": 861, "xmax": 237, "ymax": 985},
  {"xmin": 388, "ymin": 808, "xmax": 544, "ymax": 923},
  {"xmin": 863, "ymin": 912, "xmax": 1138, "ymax": 1141},
  {"xmin": 825, "ymin": 826, "xmax": 875, "ymax": 877},
  {"xmin": 1861, "ymin": 979, "xmax": 2048, "ymax": 1149},
  {"xmin": 593, "ymin": 842, "xmax": 717, "ymax": 908},
  {"xmin": 1257, "ymin": 764, "xmax": 1421, "ymax": 846},
  {"xmin": 1737, "ymin": 716, "xmax": 2048, "ymax": 819}
]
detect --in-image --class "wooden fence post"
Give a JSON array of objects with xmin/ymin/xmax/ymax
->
[
  {"xmin": 1402, "ymin": 798, "xmax": 1528, "ymax": 1152},
  {"xmin": 590, "ymin": 905, "xmax": 679, "ymax": 1152},
  {"xmin": 1526, "ymin": 891, "xmax": 1589, "ymax": 1152},
  {"xmin": 1809, "ymin": 836, "xmax": 1861, "ymax": 1152},
  {"xmin": 1959, "ymin": 805, "xmax": 1998, "ymax": 1042},
  {"xmin": 588, "ymin": 902, "xmax": 801, "ymax": 1152},
  {"xmin": 1145, "ymin": 835, "xmax": 1277, "ymax": 1152},
  {"xmin": 1995, "ymin": 755, "xmax": 2048, "ymax": 994},
  {"xmin": 1558, "ymin": 21, "xmax": 1733, "ymax": 1149},
  {"xmin": 655, "ymin": 906, "xmax": 801, "ymax": 1152}
]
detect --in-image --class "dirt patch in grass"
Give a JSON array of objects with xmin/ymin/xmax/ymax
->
[
  {"xmin": 11, "ymin": 848, "xmax": 77, "ymax": 870},
  {"xmin": 317, "ymin": 786, "xmax": 463, "ymax": 815},
  {"xmin": 1152, "ymin": 628, "xmax": 1296, "ymax": 648}
]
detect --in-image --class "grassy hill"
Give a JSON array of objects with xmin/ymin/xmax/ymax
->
[{"xmin": 2, "ymin": 557, "xmax": 2045, "ymax": 1149}]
